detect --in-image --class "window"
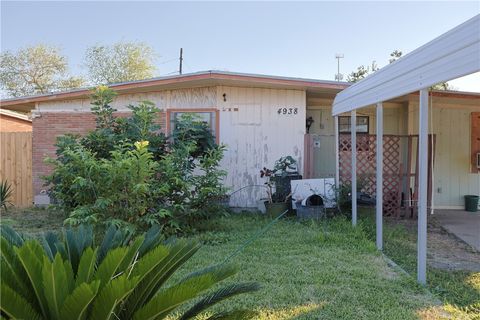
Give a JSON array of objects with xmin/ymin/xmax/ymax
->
[
  {"xmin": 338, "ymin": 116, "xmax": 369, "ymax": 133},
  {"xmin": 167, "ymin": 109, "xmax": 219, "ymax": 142}
]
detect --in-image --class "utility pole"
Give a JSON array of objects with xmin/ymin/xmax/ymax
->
[
  {"xmin": 179, "ymin": 48, "xmax": 183, "ymax": 75},
  {"xmin": 335, "ymin": 53, "xmax": 344, "ymax": 81}
]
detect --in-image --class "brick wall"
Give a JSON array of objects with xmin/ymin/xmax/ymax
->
[
  {"xmin": 0, "ymin": 115, "xmax": 32, "ymax": 132},
  {"xmin": 32, "ymin": 111, "xmax": 166, "ymax": 196}
]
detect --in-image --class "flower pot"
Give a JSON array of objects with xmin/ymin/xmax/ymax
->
[
  {"xmin": 464, "ymin": 195, "xmax": 479, "ymax": 212},
  {"xmin": 264, "ymin": 201, "xmax": 288, "ymax": 218}
]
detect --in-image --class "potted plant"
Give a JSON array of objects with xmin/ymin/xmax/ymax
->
[
  {"xmin": 260, "ymin": 156, "xmax": 301, "ymax": 218},
  {"xmin": 260, "ymin": 167, "xmax": 290, "ymax": 217},
  {"xmin": 270, "ymin": 156, "xmax": 302, "ymax": 202}
]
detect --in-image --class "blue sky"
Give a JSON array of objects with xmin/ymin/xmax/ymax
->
[{"xmin": 1, "ymin": 1, "xmax": 479, "ymax": 91}]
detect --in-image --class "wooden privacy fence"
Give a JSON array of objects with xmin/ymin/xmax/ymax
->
[{"xmin": 0, "ymin": 132, "xmax": 33, "ymax": 208}]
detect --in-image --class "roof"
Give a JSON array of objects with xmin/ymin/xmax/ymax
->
[
  {"xmin": 0, "ymin": 109, "xmax": 31, "ymax": 122},
  {"xmin": 332, "ymin": 14, "xmax": 480, "ymax": 115},
  {"xmin": 0, "ymin": 70, "xmax": 350, "ymax": 112}
]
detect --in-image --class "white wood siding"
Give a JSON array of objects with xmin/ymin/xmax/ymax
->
[
  {"xmin": 36, "ymin": 87, "xmax": 216, "ymax": 112},
  {"xmin": 408, "ymin": 99, "xmax": 480, "ymax": 208},
  {"xmin": 217, "ymin": 86, "xmax": 306, "ymax": 207},
  {"xmin": 37, "ymin": 85, "xmax": 306, "ymax": 208}
]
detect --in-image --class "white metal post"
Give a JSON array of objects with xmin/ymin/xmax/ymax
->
[
  {"xmin": 376, "ymin": 103, "xmax": 383, "ymax": 250},
  {"xmin": 351, "ymin": 110, "xmax": 357, "ymax": 226},
  {"xmin": 418, "ymin": 89, "xmax": 429, "ymax": 285},
  {"xmin": 334, "ymin": 116, "xmax": 340, "ymax": 189}
]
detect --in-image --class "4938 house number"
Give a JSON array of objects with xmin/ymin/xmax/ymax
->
[{"xmin": 277, "ymin": 107, "xmax": 298, "ymax": 115}]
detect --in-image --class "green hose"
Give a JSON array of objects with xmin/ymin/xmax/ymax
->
[{"xmin": 222, "ymin": 210, "xmax": 289, "ymax": 264}]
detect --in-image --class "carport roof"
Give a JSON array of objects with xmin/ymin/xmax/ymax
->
[{"xmin": 332, "ymin": 14, "xmax": 480, "ymax": 116}]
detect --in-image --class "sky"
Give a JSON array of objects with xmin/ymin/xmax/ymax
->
[{"xmin": 1, "ymin": 1, "xmax": 479, "ymax": 92}]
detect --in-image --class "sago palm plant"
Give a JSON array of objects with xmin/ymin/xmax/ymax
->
[
  {"xmin": 0, "ymin": 225, "xmax": 259, "ymax": 320},
  {"xmin": 0, "ymin": 180, "xmax": 13, "ymax": 211}
]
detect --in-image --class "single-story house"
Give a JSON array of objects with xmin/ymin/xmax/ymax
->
[{"xmin": 0, "ymin": 70, "xmax": 479, "ymax": 209}]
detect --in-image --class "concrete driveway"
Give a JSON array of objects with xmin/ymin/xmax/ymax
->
[{"xmin": 432, "ymin": 210, "xmax": 480, "ymax": 251}]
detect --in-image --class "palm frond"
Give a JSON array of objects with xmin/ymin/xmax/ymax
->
[
  {"xmin": 75, "ymin": 247, "xmax": 98, "ymax": 286},
  {"xmin": 0, "ymin": 224, "xmax": 24, "ymax": 247},
  {"xmin": 0, "ymin": 284, "xmax": 42, "ymax": 320},
  {"xmin": 59, "ymin": 281, "xmax": 100, "ymax": 320},
  {"xmin": 0, "ymin": 180, "xmax": 13, "ymax": 211},
  {"xmin": 132, "ymin": 264, "xmax": 237, "ymax": 320},
  {"xmin": 42, "ymin": 254, "xmax": 73, "ymax": 319},
  {"xmin": 89, "ymin": 273, "xmax": 139, "ymax": 320},
  {"xmin": 14, "ymin": 240, "xmax": 50, "ymax": 317},
  {"xmin": 180, "ymin": 282, "xmax": 261, "ymax": 320}
]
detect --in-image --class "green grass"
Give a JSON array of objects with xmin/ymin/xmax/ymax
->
[
  {"xmin": 5, "ymin": 208, "xmax": 472, "ymax": 319},
  {"xmin": 170, "ymin": 213, "xmax": 441, "ymax": 319},
  {"xmin": 359, "ymin": 209, "xmax": 480, "ymax": 320},
  {"xmin": 0, "ymin": 206, "xmax": 64, "ymax": 236}
]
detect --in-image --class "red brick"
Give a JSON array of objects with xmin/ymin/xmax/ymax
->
[{"xmin": 32, "ymin": 111, "xmax": 166, "ymax": 195}]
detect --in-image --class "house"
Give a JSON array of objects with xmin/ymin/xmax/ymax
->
[
  {"xmin": 0, "ymin": 109, "xmax": 32, "ymax": 132},
  {"xmin": 0, "ymin": 70, "xmax": 479, "ymax": 209}
]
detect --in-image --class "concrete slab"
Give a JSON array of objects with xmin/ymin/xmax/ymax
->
[{"xmin": 432, "ymin": 210, "xmax": 480, "ymax": 251}]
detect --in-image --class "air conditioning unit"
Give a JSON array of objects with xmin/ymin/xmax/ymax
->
[{"xmin": 477, "ymin": 153, "xmax": 480, "ymax": 169}]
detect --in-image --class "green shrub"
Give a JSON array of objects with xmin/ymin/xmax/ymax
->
[
  {"xmin": 152, "ymin": 142, "xmax": 228, "ymax": 232},
  {"xmin": 45, "ymin": 86, "xmax": 228, "ymax": 235},
  {"xmin": 171, "ymin": 113, "xmax": 217, "ymax": 158},
  {"xmin": 0, "ymin": 225, "xmax": 259, "ymax": 320},
  {"xmin": 46, "ymin": 141, "xmax": 158, "ymax": 233}
]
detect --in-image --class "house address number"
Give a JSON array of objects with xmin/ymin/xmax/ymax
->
[{"xmin": 277, "ymin": 107, "xmax": 298, "ymax": 115}]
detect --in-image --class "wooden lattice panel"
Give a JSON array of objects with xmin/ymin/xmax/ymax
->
[{"xmin": 339, "ymin": 134, "xmax": 401, "ymax": 216}]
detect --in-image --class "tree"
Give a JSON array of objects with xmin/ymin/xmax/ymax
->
[
  {"xmin": 347, "ymin": 49, "xmax": 451, "ymax": 90},
  {"xmin": 0, "ymin": 44, "xmax": 84, "ymax": 97},
  {"xmin": 346, "ymin": 61, "xmax": 378, "ymax": 83},
  {"xmin": 84, "ymin": 41, "xmax": 157, "ymax": 85},
  {"xmin": 388, "ymin": 50, "xmax": 403, "ymax": 64}
]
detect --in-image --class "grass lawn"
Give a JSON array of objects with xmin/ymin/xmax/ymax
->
[
  {"xmin": 174, "ymin": 213, "xmax": 442, "ymax": 319},
  {"xmin": 359, "ymin": 209, "xmax": 480, "ymax": 320},
  {"xmin": 3, "ymin": 208, "xmax": 475, "ymax": 319}
]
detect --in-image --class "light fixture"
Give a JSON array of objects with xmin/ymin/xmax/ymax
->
[
  {"xmin": 223, "ymin": 93, "xmax": 227, "ymax": 102},
  {"xmin": 306, "ymin": 116, "xmax": 314, "ymax": 133}
]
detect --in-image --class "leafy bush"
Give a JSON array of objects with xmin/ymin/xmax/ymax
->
[
  {"xmin": 45, "ymin": 86, "xmax": 228, "ymax": 235},
  {"xmin": 171, "ymin": 113, "xmax": 217, "ymax": 158},
  {"xmin": 81, "ymin": 86, "xmax": 167, "ymax": 160},
  {"xmin": 0, "ymin": 225, "xmax": 259, "ymax": 320},
  {"xmin": 0, "ymin": 180, "xmax": 13, "ymax": 211},
  {"xmin": 46, "ymin": 141, "xmax": 157, "ymax": 233},
  {"xmin": 152, "ymin": 142, "xmax": 228, "ymax": 232}
]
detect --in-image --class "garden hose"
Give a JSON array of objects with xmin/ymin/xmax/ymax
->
[{"xmin": 222, "ymin": 209, "xmax": 289, "ymax": 264}]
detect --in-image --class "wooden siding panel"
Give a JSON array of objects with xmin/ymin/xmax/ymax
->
[{"xmin": 218, "ymin": 86, "xmax": 305, "ymax": 207}]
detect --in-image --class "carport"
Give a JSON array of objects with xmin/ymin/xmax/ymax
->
[{"xmin": 332, "ymin": 14, "xmax": 480, "ymax": 284}]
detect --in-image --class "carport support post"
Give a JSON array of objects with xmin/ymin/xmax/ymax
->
[
  {"xmin": 376, "ymin": 102, "xmax": 383, "ymax": 250},
  {"xmin": 351, "ymin": 110, "xmax": 357, "ymax": 226},
  {"xmin": 335, "ymin": 116, "xmax": 340, "ymax": 189},
  {"xmin": 418, "ymin": 88, "xmax": 429, "ymax": 285}
]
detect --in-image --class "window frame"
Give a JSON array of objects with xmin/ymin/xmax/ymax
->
[
  {"xmin": 166, "ymin": 108, "xmax": 220, "ymax": 144},
  {"xmin": 338, "ymin": 115, "xmax": 370, "ymax": 134}
]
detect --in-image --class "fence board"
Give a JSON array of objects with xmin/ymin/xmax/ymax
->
[{"xmin": 0, "ymin": 132, "xmax": 33, "ymax": 208}]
